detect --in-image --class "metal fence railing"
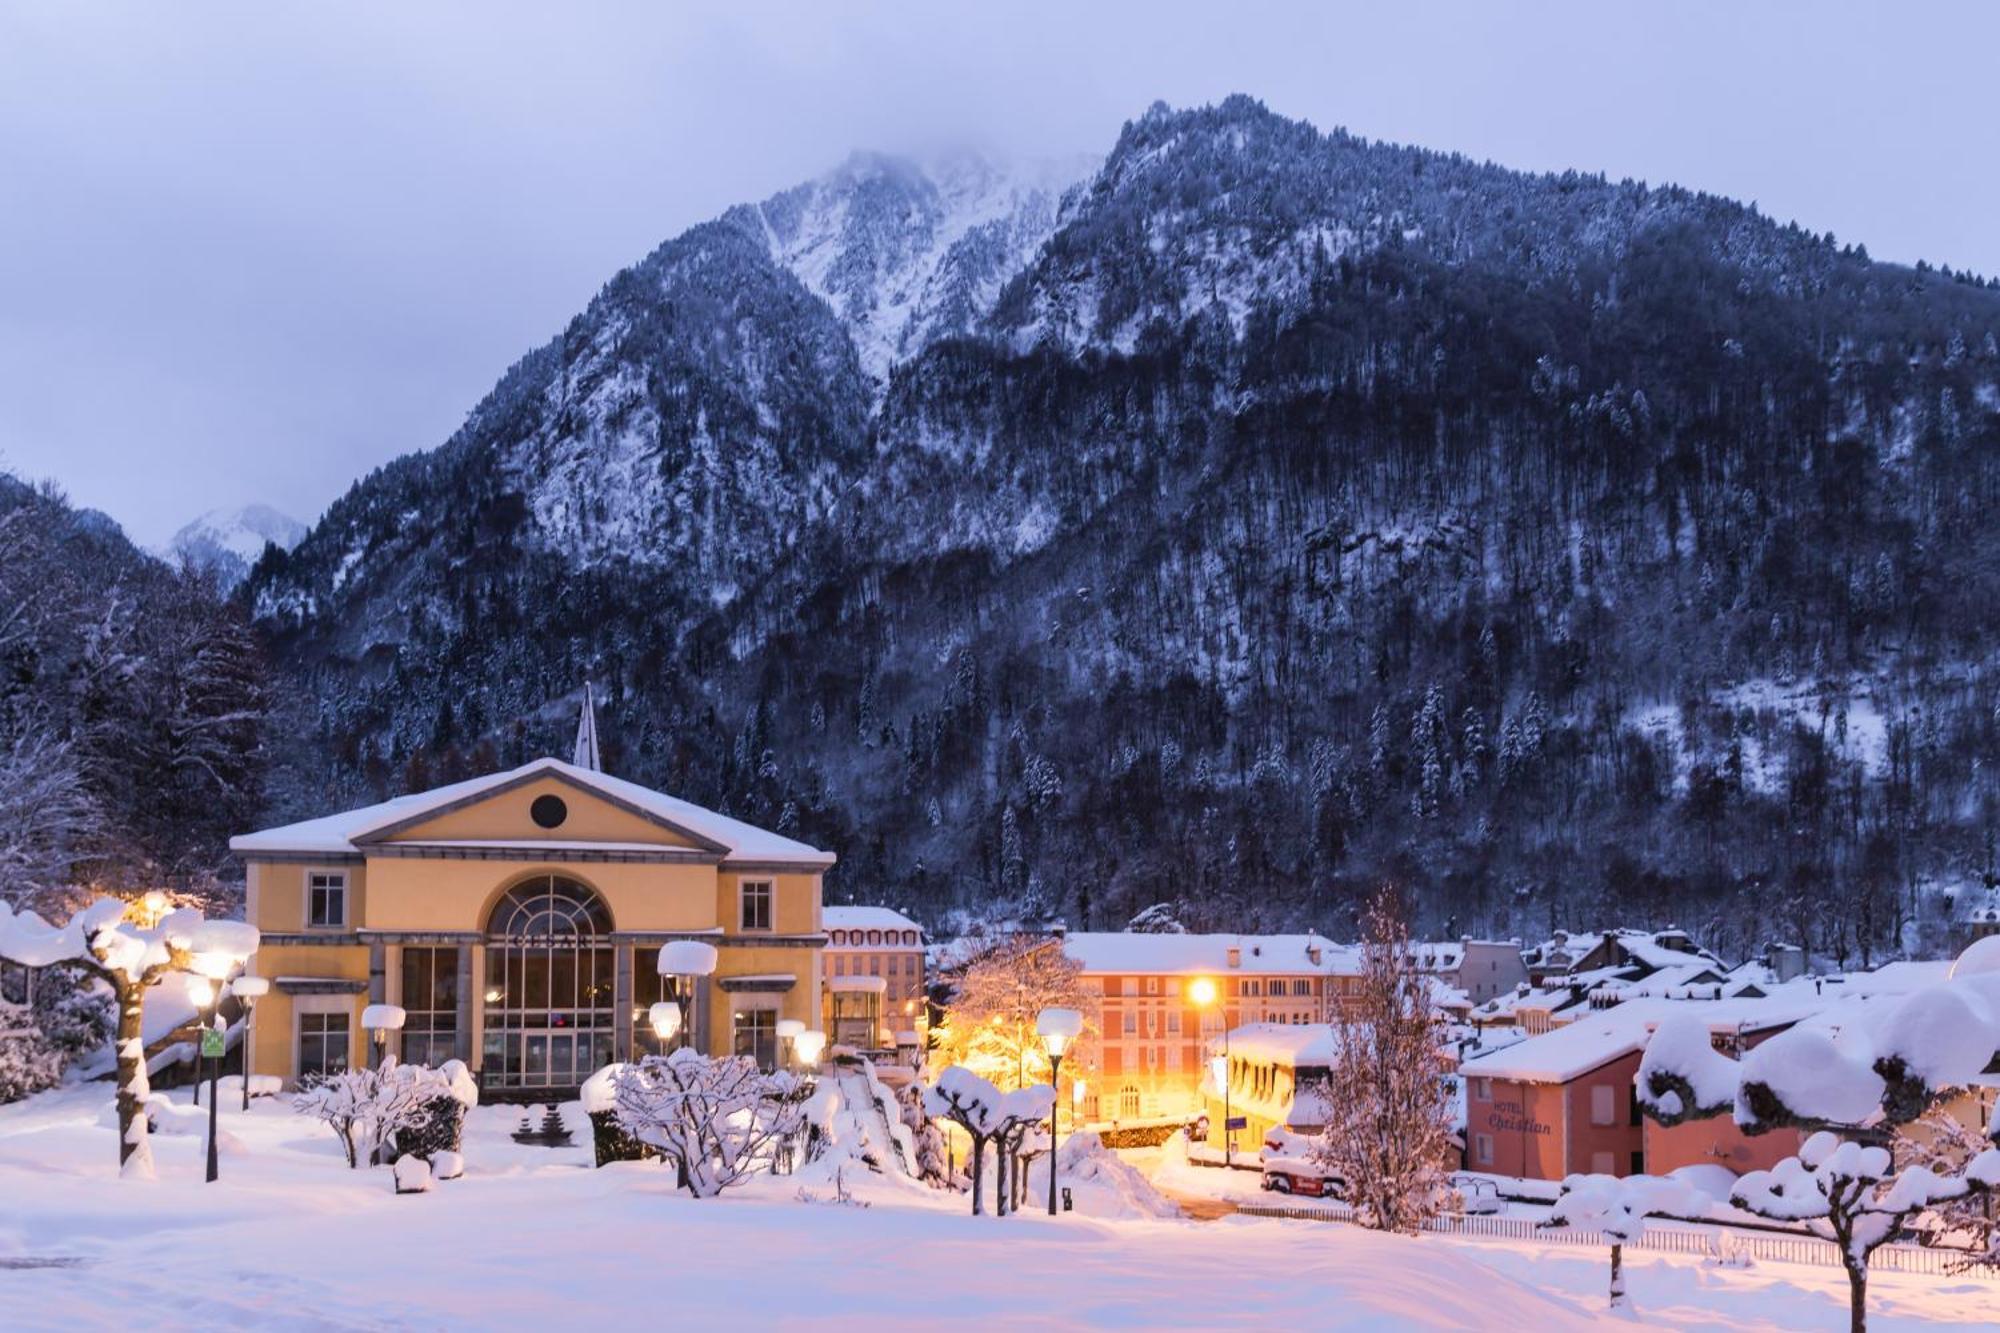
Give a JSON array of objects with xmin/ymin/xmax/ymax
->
[{"xmin": 1233, "ymin": 1200, "xmax": 1988, "ymax": 1280}]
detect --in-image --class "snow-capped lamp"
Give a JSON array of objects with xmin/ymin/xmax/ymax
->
[
  {"xmin": 793, "ymin": 1028, "xmax": 826, "ymax": 1068},
  {"xmin": 230, "ymin": 976, "xmax": 270, "ymax": 1111},
  {"xmin": 1035, "ymin": 1007, "xmax": 1086, "ymax": 1215},
  {"xmin": 362, "ymin": 1003, "xmax": 406, "ymax": 1070},
  {"xmin": 656, "ymin": 940, "xmax": 718, "ymax": 1052},
  {"xmin": 775, "ymin": 1017, "xmax": 805, "ymax": 1069},
  {"xmin": 648, "ymin": 1001, "xmax": 681, "ymax": 1045}
]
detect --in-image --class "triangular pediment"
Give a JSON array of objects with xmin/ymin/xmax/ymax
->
[{"xmin": 355, "ymin": 767, "xmax": 728, "ymax": 853}]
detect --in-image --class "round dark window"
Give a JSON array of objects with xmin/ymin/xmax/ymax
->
[{"xmin": 530, "ymin": 794, "xmax": 569, "ymax": 830}]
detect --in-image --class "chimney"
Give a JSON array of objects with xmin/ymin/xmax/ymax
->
[{"xmin": 1226, "ymin": 946, "xmax": 1241, "ymax": 969}]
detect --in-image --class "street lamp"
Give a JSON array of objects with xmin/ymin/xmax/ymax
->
[
  {"xmin": 657, "ymin": 941, "xmax": 719, "ymax": 1053},
  {"xmin": 648, "ymin": 1001, "xmax": 682, "ymax": 1048},
  {"xmin": 1190, "ymin": 976, "xmax": 1233, "ymax": 1166},
  {"xmin": 362, "ymin": 1004, "xmax": 406, "ymax": 1070},
  {"xmin": 1036, "ymin": 1007, "xmax": 1084, "ymax": 1216},
  {"xmin": 775, "ymin": 1018, "xmax": 805, "ymax": 1070},
  {"xmin": 794, "ymin": 1027, "xmax": 826, "ymax": 1072},
  {"xmin": 185, "ymin": 974, "xmax": 215, "ymax": 1110},
  {"xmin": 231, "ymin": 976, "xmax": 269, "ymax": 1111},
  {"xmin": 188, "ymin": 950, "xmax": 238, "ymax": 1184}
]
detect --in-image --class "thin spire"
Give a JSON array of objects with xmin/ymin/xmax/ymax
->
[{"xmin": 572, "ymin": 681, "xmax": 602, "ymax": 772}]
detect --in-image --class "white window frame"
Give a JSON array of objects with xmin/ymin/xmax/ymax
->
[
  {"xmin": 1590, "ymin": 1083, "xmax": 1617, "ymax": 1127},
  {"xmin": 305, "ymin": 870, "xmax": 348, "ymax": 930},
  {"xmin": 293, "ymin": 995, "xmax": 354, "ymax": 1081},
  {"xmin": 739, "ymin": 879, "xmax": 774, "ymax": 933}
]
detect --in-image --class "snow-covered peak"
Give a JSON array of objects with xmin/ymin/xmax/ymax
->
[
  {"xmin": 169, "ymin": 503, "xmax": 307, "ymax": 587},
  {"xmin": 742, "ymin": 148, "xmax": 1096, "ymax": 384}
]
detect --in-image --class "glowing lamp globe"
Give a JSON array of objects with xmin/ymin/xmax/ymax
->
[
  {"xmin": 794, "ymin": 1029, "xmax": 826, "ymax": 1067},
  {"xmin": 775, "ymin": 1018, "xmax": 805, "ymax": 1040},
  {"xmin": 649, "ymin": 1002, "xmax": 682, "ymax": 1042},
  {"xmin": 1036, "ymin": 1007, "xmax": 1084, "ymax": 1059},
  {"xmin": 1189, "ymin": 977, "xmax": 1218, "ymax": 1008},
  {"xmin": 184, "ymin": 975, "xmax": 215, "ymax": 1009}
]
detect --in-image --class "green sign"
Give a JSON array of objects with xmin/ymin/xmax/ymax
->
[{"xmin": 200, "ymin": 1028, "xmax": 225, "ymax": 1059}]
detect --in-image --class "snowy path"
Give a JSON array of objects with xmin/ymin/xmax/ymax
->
[{"xmin": 0, "ymin": 1087, "xmax": 1992, "ymax": 1330}]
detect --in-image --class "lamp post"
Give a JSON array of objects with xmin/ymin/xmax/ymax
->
[
  {"xmin": 1035, "ymin": 1007, "xmax": 1084, "ymax": 1216},
  {"xmin": 185, "ymin": 974, "xmax": 215, "ymax": 1111},
  {"xmin": 231, "ymin": 976, "xmax": 268, "ymax": 1111},
  {"xmin": 189, "ymin": 950, "xmax": 241, "ymax": 1184},
  {"xmin": 775, "ymin": 1018, "xmax": 805, "ymax": 1071},
  {"xmin": 656, "ymin": 941, "xmax": 719, "ymax": 1054},
  {"xmin": 1190, "ymin": 976, "xmax": 1231, "ymax": 1166},
  {"xmin": 362, "ymin": 1004, "xmax": 406, "ymax": 1071}
]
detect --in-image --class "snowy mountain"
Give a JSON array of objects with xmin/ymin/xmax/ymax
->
[
  {"xmin": 169, "ymin": 503, "xmax": 306, "ymax": 588},
  {"xmin": 247, "ymin": 96, "xmax": 2000, "ymax": 962}
]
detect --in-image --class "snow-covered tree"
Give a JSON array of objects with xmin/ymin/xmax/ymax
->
[
  {"xmin": 1312, "ymin": 888, "xmax": 1455, "ymax": 1233},
  {"xmin": 897, "ymin": 1082, "xmax": 950, "ymax": 1187},
  {"xmin": 611, "ymin": 1048, "xmax": 804, "ymax": 1198},
  {"xmin": 1733, "ymin": 1132, "xmax": 1997, "ymax": 1333},
  {"xmin": 1126, "ymin": 903, "xmax": 1187, "ymax": 934},
  {"xmin": 0, "ymin": 896, "xmax": 256, "ymax": 1177},
  {"xmin": 293, "ymin": 1069, "xmax": 371, "ymax": 1169},
  {"xmin": 1896, "ymin": 1105, "xmax": 2000, "ymax": 1267},
  {"xmin": 931, "ymin": 935, "xmax": 1097, "ymax": 1091},
  {"xmin": 1544, "ymin": 1173, "xmax": 1704, "ymax": 1310},
  {"xmin": 922, "ymin": 1066, "xmax": 1053, "ymax": 1216}
]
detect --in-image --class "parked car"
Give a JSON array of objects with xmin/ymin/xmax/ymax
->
[
  {"xmin": 1449, "ymin": 1173, "xmax": 1503, "ymax": 1214},
  {"xmin": 1260, "ymin": 1128, "xmax": 1345, "ymax": 1199}
]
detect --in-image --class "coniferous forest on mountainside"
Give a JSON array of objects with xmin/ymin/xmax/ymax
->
[{"xmin": 11, "ymin": 97, "xmax": 2000, "ymax": 964}]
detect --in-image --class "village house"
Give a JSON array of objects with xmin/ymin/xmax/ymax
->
[
  {"xmin": 820, "ymin": 904, "xmax": 925, "ymax": 1057},
  {"xmin": 229, "ymin": 753, "xmax": 834, "ymax": 1095},
  {"xmin": 1059, "ymin": 931, "xmax": 1357, "ymax": 1123}
]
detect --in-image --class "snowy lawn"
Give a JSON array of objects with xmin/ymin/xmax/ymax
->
[{"xmin": 0, "ymin": 1086, "xmax": 1993, "ymax": 1330}]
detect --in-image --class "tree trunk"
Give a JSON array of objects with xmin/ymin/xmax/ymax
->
[
  {"xmin": 969, "ymin": 1135, "xmax": 985, "ymax": 1216},
  {"xmin": 1608, "ymin": 1243, "xmax": 1624, "ymax": 1310},
  {"xmin": 113, "ymin": 982, "xmax": 153, "ymax": 1179},
  {"xmin": 996, "ymin": 1142, "xmax": 1011, "ymax": 1216},
  {"xmin": 1846, "ymin": 1261, "xmax": 1867, "ymax": 1333}
]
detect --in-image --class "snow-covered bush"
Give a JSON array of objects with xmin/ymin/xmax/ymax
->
[
  {"xmin": 393, "ymin": 1154, "xmax": 433, "ymax": 1195},
  {"xmin": 1896, "ymin": 1105, "xmax": 2000, "ymax": 1267},
  {"xmin": 921, "ymin": 1066, "xmax": 1052, "ymax": 1216},
  {"xmin": 897, "ymin": 1082, "xmax": 950, "ymax": 1187},
  {"xmin": 1545, "ymin": 1173, "xmax": 1704, "ymax": 1310},
  {"xmin": 293, "ymin": 1060, "xmax": 468, "ymax": 1170},
  {"xmin": 1732, "ymin": 1131, "xmax": 2000, "ymax": 1333},
  {"xmin": 611, "ymin": 1049, "xmax": 805, "ymax": 1198},
  {"xmin": 583, "ymin": 1062, "xmax": 657, "ymax": 1167},
  {"xmin": 1024, "ymin": 1131, "xmax": 1180, "ymax": 1219}
]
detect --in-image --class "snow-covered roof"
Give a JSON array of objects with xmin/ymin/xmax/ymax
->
[
  {"xmin": 824, "ymin": 906, "xmax": 922, "ymax": 934},
  {"xmin": 1461, "ymin": 989, "xmax": 1837, "ymax": 1084},
  {"xmin": 827, "ymin": 975, "xmax": 888, "ymax": 994},
  {"xmin": 1222, "ymin": 1022, "xmax": 1343, "ymax": 1066},
  {"xmin": 229, "ymin": 756, "xmax": 834, "ymax": 868},
  {"xmin": 1062, "ymin": 932, "xmax": 1358, "ymax": 977}
]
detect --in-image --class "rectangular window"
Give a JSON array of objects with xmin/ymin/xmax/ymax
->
[
  {"xmin": 1122, "ymin": 978, "xmax": 1139, "ymax": 996},
  {"xmin": 1590, "ymin": 1084, "xmax": 1617, "ymax": 1127},
  {"xmin": 399, "ymin": 947, "xmax": 459, "ymax": 1067},
  {"xmin": 1475, "ymin": 1133, "xmax": 1494, "ymax": 1166},
  {"xmin": 1122, "ymin": 1010, "xmax": 1136, "ymax": 1035},
  {"xmin": 1145, "ymin": 977, "xmax": 1160, "ymax": 995},
  {"xmin": 1472, "ymin": 1077, "xmax": 1491, "ymax": 1102},
  {"xmin": 307, "ymin": 872, "xmax": 347, "ymax": 928},
  {"xmin": 1242, "ymin": 980, "xmax": 1262, "ymax": 997},
  {"xmin": 732, "ymin": 1008, "xmax": 778, "ymax": 1070},
  {"xmin": 298, "ymin": 1012, "xmax": 350, "ymax": 1080},
  {"xmin": 1166, "ymin": 1010, "xmax": 1180, "ymax": 1034},
  {"xmin": 739, "ymin": 880, "xmax": 773, "ymax": 932}
]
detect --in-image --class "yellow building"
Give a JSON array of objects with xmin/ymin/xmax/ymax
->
[{"xmin": 230, "ymin": 756, "xmax": 834, "ymax": 1095}]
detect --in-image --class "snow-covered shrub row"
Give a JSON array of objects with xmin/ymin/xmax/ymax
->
[{"xmin": 610, "ymin": 1049, "xmax": 805, "ymax": 1198}]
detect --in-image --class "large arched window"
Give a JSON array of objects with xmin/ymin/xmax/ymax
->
[{"xmin": 481, "ymin": 876, "xmax": 616, "ymax": 1089}]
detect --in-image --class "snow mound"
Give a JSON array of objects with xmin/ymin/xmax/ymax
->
[{"xmin": 1027, "ymin": 1131, "xmax": 1181, "ymax": 1220}]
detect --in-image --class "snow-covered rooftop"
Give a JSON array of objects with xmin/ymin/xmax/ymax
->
[
  {"xmin": 1222, "ymin": 1022, "xmax": 1343, "ymax": 1066},
  {"xmin": 1062, "ymin": 931, "xmax": 1358, "ymax": 977},
  {"xmin": 229, "ymin": 757, "xmax": 834, "ymax": 868},
  {"xmin": 824, "ymin": 906, "xmax": 922, "ymax": 934}
]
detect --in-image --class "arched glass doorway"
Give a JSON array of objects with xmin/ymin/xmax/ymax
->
[{"xmin": 481, "ymin": 875, "xmax": 616, "ymax": 1089}]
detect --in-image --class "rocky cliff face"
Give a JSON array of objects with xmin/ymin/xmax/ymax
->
[{"xmin": 247, "ymin": 96, "xmax": 2000, "ymax": 963}]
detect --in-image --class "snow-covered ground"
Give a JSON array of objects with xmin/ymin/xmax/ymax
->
[{"xmin": 0, "ymin": 1085, "xmax": 1993, "ymax": 1330}]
